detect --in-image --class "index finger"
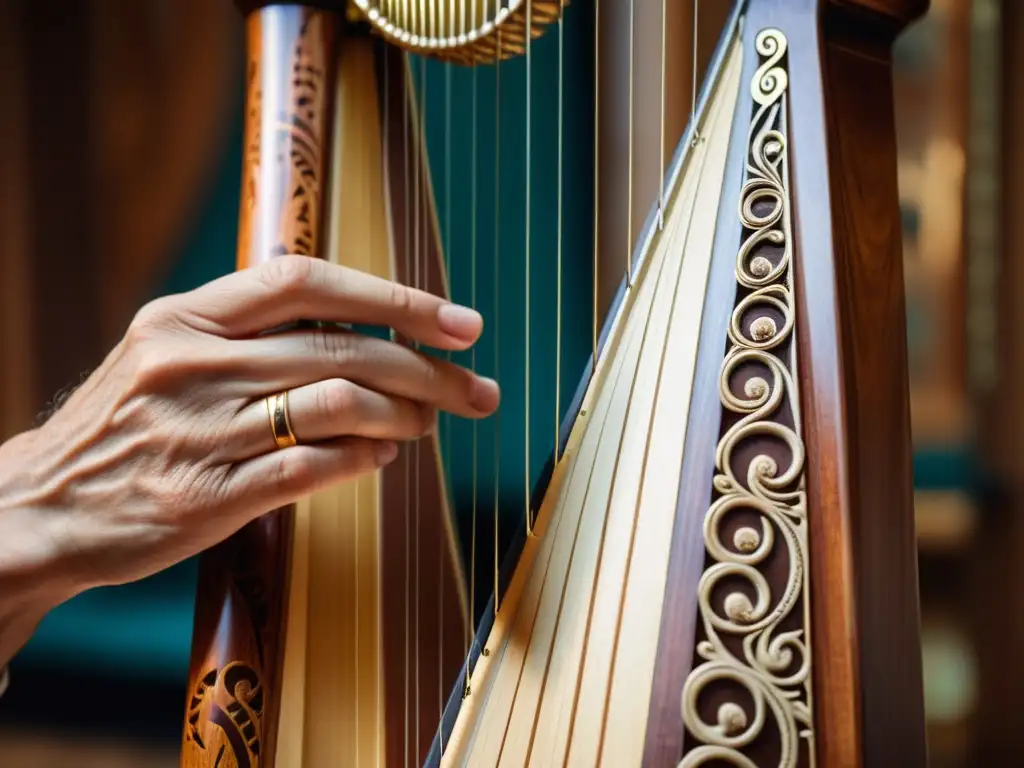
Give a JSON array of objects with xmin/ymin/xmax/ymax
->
[{"xmin": 178, "ymin": 255, "xmax": 483, "ymax": 349}]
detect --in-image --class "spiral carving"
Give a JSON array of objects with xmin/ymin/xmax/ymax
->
[{"xmin": 679, "ymin": 29, "xmax": 815, "ymax": 768}]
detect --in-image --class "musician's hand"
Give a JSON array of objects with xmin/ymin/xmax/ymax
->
[{"xmin": 0, "ymin": 255, "xmax": 498, "ymax": 604}]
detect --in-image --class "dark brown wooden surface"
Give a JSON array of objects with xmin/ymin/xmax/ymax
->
[
  {"xmin": 181, "ymin": 8, "xmax": 340, "ymax": 768},
  {"xmin": 644, "ymin": 0, "xmax": 928, "ymax": 766},
  {"xmin": 805, "ymin": 1, "xmax": 927, "ymax": 763}
]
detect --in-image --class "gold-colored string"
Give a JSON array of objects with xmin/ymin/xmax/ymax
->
[
  {"xmin": 691, "ymin": 0, "xmax": 700, "ymax": 145},
  {"xmin": 355, "ymin": 478, "xmax": 361, "ymax": 767},
  {"xmin": 591, "ymin": 0, "xmax": 600, "ymax": 371},
  {"xmin": 493, "ymin": 28, "xmax": 502, "ymax": 620},
  {"xmin": 524, "ymin": 0, "xmax": 534, "ymax": 537},
  {"xmin": 659, "ymin": 0, "xmax": 666, "ymax": 229},
  {"xmin": 380, "ymin": 48, "xmax": 389, "ymax": 768},
  {"xmin": 469, "ymin": 60, "xmax": 479, "ymax": 686},
  {"xmin": 439, "ymin": 57, "xmax": 453, "ymax": 758},
  {"xmin": 401, "ymin": 51, "xmax": 411, "ymax": 768},
  {"xmin": 555, "ymin": 5, "xmax": 564, "ymax": 465},
  {"xmin": 626, "ymin": 0, "xmax": 635, "ymax": 286},
  {"xmin": 414, "ymin": 53, "xmax": 426, "ymax": 760}
]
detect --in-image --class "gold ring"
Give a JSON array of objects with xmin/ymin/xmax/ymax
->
[{"xmin": 266, "ymin": 391, "xmax": 297, "ymax": 449}]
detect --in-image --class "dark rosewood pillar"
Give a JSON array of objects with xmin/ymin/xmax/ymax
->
[{"xmin": 180, "ymin": 5, "xmax": 342, "ymax": 768}]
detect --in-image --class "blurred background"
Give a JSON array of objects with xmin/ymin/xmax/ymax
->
[{"xmin": 0, "ymin": 0, "xmax": 1013, "ymax": 765}]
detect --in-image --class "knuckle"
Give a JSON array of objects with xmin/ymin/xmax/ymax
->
[
  {"xmin": 387, "ymin": 281, "xmax": 414, "ymax": 315},
  {"xmin": 310, "ymin": 328, "xmax": 355, "ymax": 367},
  {"xmin": 273, "ymin": 452, "xmax": 315, "ymax": 495},
  {"xmin": 261, "ymin": 254, "xmax": 318, "ymax": 296},
  {"xmin": 130, "ymin": 345, "xmax": 176, "ymax": 391},
  {"xmin": 319, "ymin": 379, "xmax": 359, "ymax": 418},
  {"xmin": 419, "ymin": 356, "xmax": 442, "ymax": 391},
  {"xmin": 127, "ymin": 297, "xmax": 176, "ymax": 344},
  {"xmin": 418, "ymin": 405, "xmax": 437, "ymax": 435}
]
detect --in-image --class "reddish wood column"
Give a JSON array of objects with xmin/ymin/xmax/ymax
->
[{"xmin": 180, "ymin": 5, "xmax": 342, "ymax": 767}]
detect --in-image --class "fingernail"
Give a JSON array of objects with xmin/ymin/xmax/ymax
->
[
  {"xmin": 438, "ymin": 304, "xmax": 483, "ymax": 340},
  {"xmin": 469, "ymin": 376, "xmax": 500, "ymax": 413},
  {"xmin": 376, "ymin": 441, "xmax": 398, "ymax": 465}
]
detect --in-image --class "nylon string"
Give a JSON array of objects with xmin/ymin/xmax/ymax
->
[
  {"xmin": 524, "ymin": 0, "xmax": 534, "ymax": 538},
  {"xmin": 626, "ymin": 0, "xmax": 635, "ymax": 286},
  {"xmin": 554, "ymin": 5, "xmax": 564, "ymax": 465},
  {"xmin": 439, "ymin": 53, "xmax": 452, "ymax": 759},
  {"xmin": 592, "ymin": 0, "xmax": 600, "ymax": 372},
  {"xmin": 401, "ymin": 51, "xmax": 411, "ymax": 768},
  {"xmin": 411, "ymin": 55, "xmax": 423, "ymax": 765},
  {"xmin": 469, "ymin": 60, "xmax": 480, "ymax": 692},
  {"xmin": 659, "ymin": 0, "xmax": 666, "ymax": 229},
  {"xmin": 492, "ymin": 27, "xmax": 502, "ymax": 621}
]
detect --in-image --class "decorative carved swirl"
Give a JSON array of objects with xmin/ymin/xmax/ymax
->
[
  {"xmin": 679, "ymin": 29, "xmax": 815, "ymax": 768},
  {"xmin": 182, "ymin": 662, "xmax": 265, "ymax": 768}
]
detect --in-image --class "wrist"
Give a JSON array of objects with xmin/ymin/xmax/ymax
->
[{"xmin": 0, "ymin": 430, "xmax": 78, "ymax": 667}]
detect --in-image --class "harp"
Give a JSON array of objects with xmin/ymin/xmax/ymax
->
[{"xmin": 180, "ymin": 0, "xmax": 930, "ymax": 766}]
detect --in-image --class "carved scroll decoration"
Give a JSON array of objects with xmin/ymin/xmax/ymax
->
[
  {"xmin": 183, "ymin": 662, "xmax": 265, "ymax": 768},
  {"xmin": 679, "ymin": 29, "xmax": 815, "ymax": 768}
]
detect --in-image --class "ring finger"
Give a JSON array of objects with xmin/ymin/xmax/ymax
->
[{"xmin": 227, "ymin": 378, "xmax": 433, "ymax": 461}]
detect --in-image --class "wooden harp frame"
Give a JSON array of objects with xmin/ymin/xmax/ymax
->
[{"xmin": 180, "ymin": 1, "xmax": 931, "ymax": 766}]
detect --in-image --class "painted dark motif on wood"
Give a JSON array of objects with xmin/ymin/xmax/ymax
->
[
  {"xmin": 182, "ymin": 7, "xmax": 339, "ymax": 768},
  {"xmin": 184, "ymin": 662, "xmax": 265, "ymax": 768}
]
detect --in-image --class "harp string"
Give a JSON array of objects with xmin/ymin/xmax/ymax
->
[
  {"xmin": 591, "ymin": 0, "xmax": 599, "ymax": 370},
  {"xmin": 492, "ymin": 27, "xmax": 502, "ymax": 621},
  {"xmin": 415, "ymin": 52, "xmax": 426, "ymax": 761},
  {"xmin": 439, "ymin": 54, "xmax": 452, "ymax": 758},
  {"xmin": 626, "ymin": 0, "xmax": 634, "ymax": 286},
  {"xmin": 524, "ymin": 0, "xmax": 533, "ymax": 538},
  {"xmin": 659, "ymin": 0, "xmax": 666, "ymax": 230},
  {"xmin": 469, "ymin": 59, "xmax": 479, "ymax": 685},
  {"xmin": 692, "ymin": 0, "xmax": 701, "ymax": 144},
  {"xmin": 381, "ymin": 46, "xmax": 389, "ymax": 768},
  {"xmin": 554, "ymin": 4, "xmax": 564, "ymax": 466},
  {"xmin": 402, "ymin": 50, "xmax": 411, "ymax": 768}
]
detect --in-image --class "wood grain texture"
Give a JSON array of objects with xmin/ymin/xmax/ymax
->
[
  {"xmin": 181, "ymin": 8, "xmax": 340, "ymax": 768},
  {"xmin": 795, "ymin": 0, "xmax": 927, "ymax": 765},
  {"xmin": 644, "ymin": 1, "xmax": 928, "ymax": 766}
]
